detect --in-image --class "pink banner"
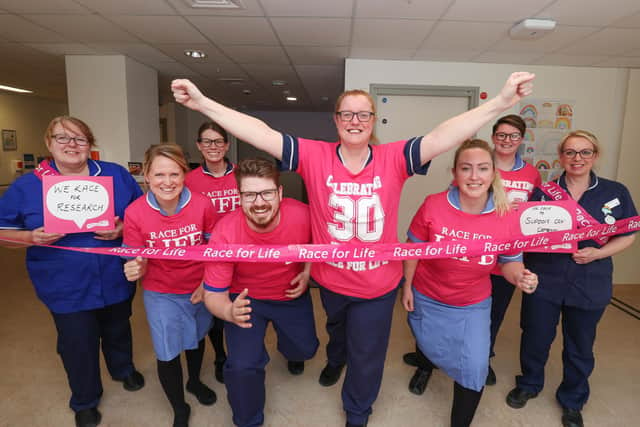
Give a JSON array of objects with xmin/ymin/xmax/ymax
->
[{"xmin": 5, "ymin": 214, "xmax": 638, "ymax": 263}]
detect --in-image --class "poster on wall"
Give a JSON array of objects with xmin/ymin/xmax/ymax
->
[
  {"xmin": 518, "ymin": 99, "xmax": 575, "ymax": 182},
  {"xmin": 2, "ymin": 129, "xmax": 17, "ymax": 151}
]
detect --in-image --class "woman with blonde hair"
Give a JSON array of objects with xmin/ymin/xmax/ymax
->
[
  {"xmin": 402, "ymin": 139, "xmax": 538, "ymax": 427},
  {"xmin": 507, "ymin": 130, "xmax": 637, "ymax": 427}
]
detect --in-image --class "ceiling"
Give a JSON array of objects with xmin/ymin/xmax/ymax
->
[{"xmin": 1, "ymin": 0, "xmax": 640, "ymax": 111}]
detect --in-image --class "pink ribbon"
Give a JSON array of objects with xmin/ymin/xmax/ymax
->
[{"xmin": 3, "ymin": 215, "xmax": 638, "ymax": 263}]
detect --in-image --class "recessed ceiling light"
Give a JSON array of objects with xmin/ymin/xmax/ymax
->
[
  {"xmin": 0, "ymin": 84, "xmax": 33, "ymax": 94},
  {"xmin": 183, "ymin": 0, "xmax": 244, "ymax": 9},
  {"xmin": 320, "ymin": 96, "xmax": 329, "ymax": 102},
  {"xmin": 184, "ymin": 49, "xmax": 206, "ymax": 59},
  {"xmin": 286, "ymin": 96, "xmax": 297, "ymax": 102},
  {"xmin": 271, "ymin": 80, "xmax": 287, "ymax": 86}
]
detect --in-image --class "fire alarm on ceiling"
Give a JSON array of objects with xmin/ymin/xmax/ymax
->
[{"xmin": 509, "ymin": 19, "xmax": 557, "ymax": 40}]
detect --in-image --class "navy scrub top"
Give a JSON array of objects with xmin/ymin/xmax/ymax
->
[
  {"xmin": 0, "ymin": 160, "xmax": 142, "ymax": 314},
  {"xmin": 524, "ymin": 172, "xmax": 637, "ymax": 310}
]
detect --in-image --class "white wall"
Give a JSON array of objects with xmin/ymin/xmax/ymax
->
[
  {"xmin": 345, "ymin": 58, "xmax": 639, "ymax": 284},
  {"xmin": 0, "ymin": 93, "xmax": 67, "ymax": 187},
  {"xmin": 66, "ymin": 56, "xmax": 131, "ymax": 167},
  {"xmin": 125, "ymin": 57, "xmax": 160, "ymax": 163},
  {"xmin": 614, "ymin": 69, "xmax": 640, "ymax": 284}
]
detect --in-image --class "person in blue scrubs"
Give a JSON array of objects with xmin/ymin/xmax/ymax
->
[
  {"xmin": 0, "ymin": 116, "xmax": 145, "ymax": 427},
  {"xmin": 506, "ymin": 130, "xmax": 637, "ymax": 427}
]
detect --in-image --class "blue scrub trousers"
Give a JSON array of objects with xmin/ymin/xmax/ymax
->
[
  {"xmin": 319, "ymin": 284, "xmax": 399, "ymax": 426},
  {"xmin": 51, "ymin": 297, "xmax": 136, "ymax": 412},
  {"xmin": 224, "ymin": 291, "xmax": 318, "ymax": 427},
  {"xmin": 489, "ymin": 274, "xmax": 516, "ymax": 358},
  {"xmin": 516, "ymin": 292, "xmax": 605, "ymax": 410}
]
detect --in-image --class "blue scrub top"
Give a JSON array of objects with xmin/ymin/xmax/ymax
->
[
  {"xmin": 0, "ymin": 160, "xmax": 143, "ymax": 314},
  {"xmin": 525, "ymin": 172, "xmax": 637, "ymax": 309}
]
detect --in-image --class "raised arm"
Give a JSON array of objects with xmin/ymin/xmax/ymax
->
[
  {"xmin": 420, "ymin": 72, "xmax": 535, "ymax": 164},
  {"xmin": 171, "ymin": 79, "xmax": 283, "ymax": 159}
]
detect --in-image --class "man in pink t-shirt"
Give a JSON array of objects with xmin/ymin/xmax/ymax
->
[{"xmin": 203, "ymin": 159, "xmax": 318, "ymax": 427}]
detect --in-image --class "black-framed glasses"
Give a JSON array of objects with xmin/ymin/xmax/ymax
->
[
  {"xmin": 562, "ymin": 149, "xmax": 595, "ymax": 159},
  {"xmin": 52, "ymin": 134, "xmax": 90, "ymax": 146},
  {"xmin": 197, "ymin": 137, "xmax": 227, "ymax": 147},
  {"xmin": 336, "ymin": 111, "xmax": 375, "ymax": 122},
  {"xmin": 240, "ymin": 189, "xmax": 278, "ymax": 203},
  {"xmin": 494, "ymin": 132, "xmax": 522, "ymax": 141}
]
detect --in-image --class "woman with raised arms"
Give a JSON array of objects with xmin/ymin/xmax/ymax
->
[{"xmin": 171, "ymin": 72, "xmax": 534, "ymax": 427}]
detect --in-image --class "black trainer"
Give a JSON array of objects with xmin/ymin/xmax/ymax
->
[
  {"xmin": 319, "ymin": 363, "xmax": 345, "ymax": 387},
  {"xmin": 506, "ymin": 387, "xmax": 538, "ymax": 409},
  {"xmin": 562, "ymin": 407, "xmax": 584, "ymax": 427},
  {"xmin": 75, "ymin": 407, "xmax": 101, "ymax": 427},
  {"xmin": 119, "ymin": 370, "xmax": 145, "ymax": 391},
  {"xmin": 186, "ymin": 380, "xmax": 217, "ymax": 405},
  {"xmin": 403, "ymin": 352, "xmax": 418, "ymax": 367},
  {"xmin": 408, "ymin": 368, "xmax": 432, "ymax": 395},
  {"xmin": 287, "ymin": 360, "xmax": 305, "ymax": 375},
  {"xmin": 485, "ymin": 365, "xmax": 496, "ymax": 386}
]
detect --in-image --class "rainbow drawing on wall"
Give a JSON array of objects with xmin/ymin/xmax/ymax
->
[
  {"xmin": 557, "ymin": 104, "xmax": 573, "ymax": 117},
  {"xmin": 524, "ymin": 129, "xmax": 534, "ymax": 141},
  {"xmin": 538, "ymin": 119, "xmax": 554, "ymax": 128},
  {"xmin": 554, "ymin": 117, "xmax": 571, "ymax": 129},
  {"xmin": 520, "ymin": 104, "xmax": 538, "ymax": 118},
  {"xmin": 524, "ymin": 117, "xmax": 537, "ymax": 128},
  {"xmin": 552, "ymin": 159, "xmax": 561, "ymax": 169},
  {"xmin": 536, "ymin": 160, "xmax": 551, "ymax": 169},
  {"xmin": 526, "ymin": 146, "xmax": 535, "ymax": 154}
]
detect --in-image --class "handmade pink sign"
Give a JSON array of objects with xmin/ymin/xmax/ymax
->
[{"xmin": 43, "ymin": 176, "xmax": 115, "ymax": 233}]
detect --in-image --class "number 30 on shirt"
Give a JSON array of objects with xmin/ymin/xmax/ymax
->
[{"xmin": 328, "ymin": 194, "xmax": 384, "ymax": 242}]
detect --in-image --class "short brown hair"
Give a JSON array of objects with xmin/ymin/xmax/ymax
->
[
  {"xmin": 492, "ymin": 114, "xmax": 526, "ymax": 136},
  {"xmin": 143, "ymin": 144, "xmax": 189, "ymax": 177},
  {"xmin": 235, "ymin": 158, "xmax": 280, "ymax": 188},
  {"xmin": 197, "ymin": 121, "xmax": 228, "ymax": 141},
  {"xmin": 44, "ymin": 116, "xmax": 96, "ymax": 148}
]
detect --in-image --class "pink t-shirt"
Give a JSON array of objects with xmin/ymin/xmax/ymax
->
[
  {"xmin": 295, "ymin": 138, "xmax": 416, "ymax": 298},
  {"xmin": 500, "ymin": 162, "xmax": 541, "ymax": 203},
  {"xmin": 124, "ymin": 190, "xmax": 216, "ymax": 294},
  {"xmin": 203, "ymin": 198, "xmax": 311, "ymax": 301},
  {"xmin": 491, "ymin": 160, "xmax": 541, "ymax": 275},
  {"xmin": 185, "ymin": 164, "xmax": 240, "ymax": 225},
  {"xmin": 409, "ymin": 190, "xmax": 520, "ymax": 306}
]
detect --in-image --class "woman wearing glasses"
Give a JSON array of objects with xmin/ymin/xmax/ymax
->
[
  {"xmin": 186, "ymin": 121, "xmax": 239, "ymax": 384},
  {"xmin": 506, "ymin": 131, "xmax": 637, "ymax": 427},
  {"xmin": 124, "ymin": 144, "xmax": 217, "ymax": 427},
  {"xmin": 171, "ymin": 72, "xmax": 535, "ymax": 427},
  {"xmin": 487, "ymin": 115, "xmax": 541, "ymax": 385},
  {"xmin": 0, "ymin": 116, "xmax": 145, "ymax": 427}
]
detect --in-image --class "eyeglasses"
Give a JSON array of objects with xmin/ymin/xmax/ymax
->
[
  {"xmin": 197, "ymin": 137, "xmax": 227, "ymax": 147},
  {"xmin": 561, "ymin": 149, "xmax": 595, "ymax": 159},
  {"xmin": 52, "ymin": 134, "xmax": 90, "ymax": 146},
  {"xmin": 336, "ymin": 111, "xmax": 375, "ymax": 122},
  {"xmin": 494, "ymin": 132, "xmax": 522, "ymax": 142},
  {"xmin": 240, "ymin": 189, "xmax": 278, "ymax": 203}
]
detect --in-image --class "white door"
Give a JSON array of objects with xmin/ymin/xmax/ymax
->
[{"xmin": 375, "ymin": 93, "xmax": 472, "ymax": 240}]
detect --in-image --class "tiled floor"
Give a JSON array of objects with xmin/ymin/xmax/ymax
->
[{"xmin": 1, "ymin": 247, "xmax": 638, "ymax": 426}]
